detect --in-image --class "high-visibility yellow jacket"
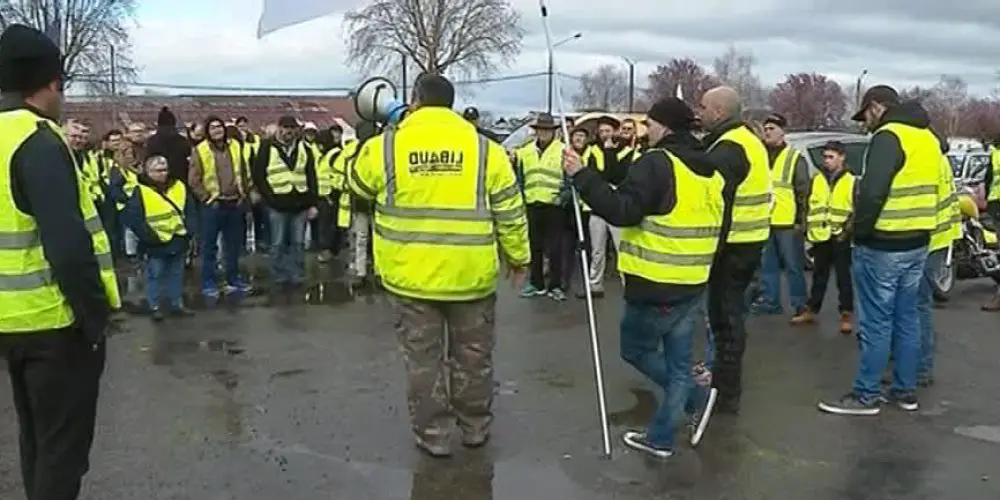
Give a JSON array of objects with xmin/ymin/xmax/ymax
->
[
  {"xmin": 195, "ymin": 139, "xmax": 244, "ymax": 202},
  {"xmin": 580, "ymin": 144, "xmax": 605, "ymax": 213},
  {"xmin": 137, "ymin": 181, "xmax": 189, "ymax": 243},
  {"xmin": 872, "ymin": 123, "xmax": 939, "ymax": 234},
  {"xmin": 988, "ymin": 149, "xmax": 1000, "ymax": 202},
  {"xmin": 618, "ymin": 149, "xmax": 725, "ymax": 285},
  {"xmin": 709, "ymin": 125, "xmax": 771, "ymax": 243},
  {"xmin": 348, "ymin": 107, "xmax": 530, "ymax": 301},
  {"xmin": 79, "ymin": 150, "xmax": 106, "ymax": 203},
  {"xmin": 516, "ymin": 139, "xmax": 564, "ymax": 205},
  {"xmin": 0, "ymin": 108, "xmax": 121, "ymax": 333},
  {"xmin": 316, "ymin": 145, "xmax": 341, "ymax": 197},
  {"xmin": 930, "ymin": 155, "xmax": 962, "ymax": 251},
  {"xmin": 265, "ymin": 142, "xmax": 310, "ymax": 194},
  {"xmin": 806, "ymin": 170, "xmax": 855, "ymax": 243},
  {"xmin": 770, "ymin": 146, "xmax": 800, "ymax": 226},
  {"xmin": 333, "ymin": 140, "xmax": 358, "ymax": 228}
]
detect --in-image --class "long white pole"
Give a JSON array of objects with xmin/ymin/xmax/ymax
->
[{"xmin": 537, "ymin": 0, "xmax": 612, "ymax": 458}]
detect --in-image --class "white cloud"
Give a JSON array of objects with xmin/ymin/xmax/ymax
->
[{"xmin": 128, "ymin": 0, "xmax": 1000, "ymax": 115}]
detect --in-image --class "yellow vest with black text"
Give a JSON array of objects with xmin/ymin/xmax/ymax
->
[
  {"xmin": 0, "ymin": 109, "xmax": 121, "ymax": 333},
  {"xmin": 770, "ymin": 146, "xmax": 800, "ymax": 226},
  {"xmin": 806, "ymin": 171, "xmax": 855, "ymax": 243},
  {"xmin": 580, "ymin": 145, "xmax": 606, "ymax": 212},
  {"xmin": 871, "ymin": 123, "xmax": 939, "ymax": 233},
  {"xmin": 930, "ymin": 155, "xmax": 961, "ymax": 251},
  {"xmin": 357, "ymin": 117, "xmax": 520, "ymax": 301},
  {"xmin": 266, "ymin": 142, "xmax": 310, "ymax": 194},
  {"xmin": 618, "ymin": 149, "xmax": 725, "ymax": 285},
  {"xmin": 988, "ymin": 149, "xmax": 1000, "ymax": 202},
  {"xmin": 138, "ymin": 182, "xmax": 188, "ymax": 242},
  {"xmin": 196, "ymin": 139, "xmax": 244, "ymax": 200},
  {"xmin": 710, "ymin": 126, "xmax": 771, "ymax": 243},
  {"xmin": 517, "ymin": 140, "xmax": 564, "ymax": 204},
  {"xmin": 333, "ymin": 140, "xmax": 358, "ymax": 228}
]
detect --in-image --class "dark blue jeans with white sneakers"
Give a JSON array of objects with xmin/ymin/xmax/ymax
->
[{"xmin": 619, "ymin": 294, "xmax": 699, "ymax": 450}]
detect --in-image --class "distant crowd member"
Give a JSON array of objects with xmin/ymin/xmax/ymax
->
[
  {"xmin": 123, "ymin": 156, "xmax": 197, "ymax": 321},
  {"xmin": 189, "ymin": 116, "xmax": 252, "ymax": 298},
  {"xmin": 250, "ymin": 115, "xmax": 319, "ymax": 303},
  {"xmin": 146, "ymin": 106, "xmax": 192, "ymax": 183}
]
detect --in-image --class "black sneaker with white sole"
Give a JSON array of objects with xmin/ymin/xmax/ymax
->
[
  {"xmin": 817, "ymin": 392, "xmax": 881, "ymax": 416},
  {"xmin": 884, "ymin": 391, "xmax": 919, "ymax": 412},
  {"xmin": 689, "ymin": 387, "xmax": 718, "ymax": 447},
  {"xmin": 622, "ymin": 431, "xmax": 674, "ymax": 459}
]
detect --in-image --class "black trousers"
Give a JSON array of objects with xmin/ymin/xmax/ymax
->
[
  {"xmin": 312, "ymin": 195, "xmax": 344, "ymax": 253},
  {"xmin": 527, "ymin": 203, "xmax": 565, "ymax": 290},
  {"xmin": 709, "ymin": 241, "xmax": 764, "ymax": 408},
  {"xmin": 561, "ymin": 210, "xmax": 590, "ymax": 292},
  {"xmin": 807, "ymin": 239, "xmax": 853, "ymax": 313},
  {"xmin": 1, "ymin": 328, "xmax": 105, "ymax": 500}
]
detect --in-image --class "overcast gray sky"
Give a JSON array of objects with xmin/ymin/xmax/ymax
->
[{"xmin": 133, "ymin": 0, "xmax": 1000, "ymax": 114}]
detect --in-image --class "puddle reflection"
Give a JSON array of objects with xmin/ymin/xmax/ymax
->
[{"xmin": 410, "ymin": 453, "xmax": 493, "ymax": 500}]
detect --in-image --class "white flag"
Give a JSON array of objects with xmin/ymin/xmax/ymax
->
[
  {"xmin": 257, "ymin": 0, "xmax": 355, "ymax": 38},
  {"xmin": 675, "ymin": 83, "xmax": 683, "ymax": 100}
]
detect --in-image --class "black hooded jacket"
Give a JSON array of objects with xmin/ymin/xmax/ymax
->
[
  {"xmin": 572, "ymin": 131, "xmax": 722, "ymax": 304},
  {"xmin": 854, "ymin": 101, "xmax": 948, "ymax": 251},
  {"xmin": 146, "ymin": 126, "xmax": 193, "ymax": 184}
]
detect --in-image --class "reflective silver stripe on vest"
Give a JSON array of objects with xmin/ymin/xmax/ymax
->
[
  {"xmin": 619, "ymin": 241, "xmax": 715, "ymax": 266},
  {"xmin": 774, "ymin": 149, "xmax": 797, "ymax": 188},
  {"xmin": 0, "ymin": 215, "xmax": 111, "ymax": 289},
  {"xmin": 380, "ymin": 129, "xmax": 491, "ymax": 222},
  {"xmin": 638, "ymin": 220, "xmax": 720, "ymax": 239},
  {"xmin": 733, "ymin": 193, "xmax": 770, "ymax": 206}
]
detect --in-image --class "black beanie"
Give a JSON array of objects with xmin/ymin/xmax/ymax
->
[
  {"xmin": 647, "ymin": 97, "xmax": 695, "ymax": 131},
  {"xmin": 0, "ymin": 24, "xmax": 63, "ymax": 93},
  {"xmin": 157, "ymin": 106, "xmax": 177, "ymax": 127}
]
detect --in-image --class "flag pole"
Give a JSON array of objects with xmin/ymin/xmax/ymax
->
[{"xmin": 537, "ymin": 0, "xmax": 612, "ymax": 459}]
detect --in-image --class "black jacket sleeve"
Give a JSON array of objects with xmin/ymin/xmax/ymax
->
[
  {"xmin": 853, "ymin": 131, "xmax": 905, "ymax": 240},
  {"xmin": 572, "ymin": 149, "xmax": 675, "ymax": 227},
  {"xmin": 603, "ymin": 146, "xmax": 628, "ymax": 185},
  {"xmin": 11, "ymin": 126, "xmax": 110, "ymax": 340},
  {"xmin": 305, "ymin": 148, "xmax": 319, "ymax": 204}
]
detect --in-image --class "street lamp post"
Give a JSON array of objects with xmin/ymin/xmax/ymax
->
[
  {"xmin": 622, "ymin": 57, "xmax": 636, "ymax": 113},
  {"xmin": 547, "ymin": 32, "xmax": 582, "ymax": 114}
]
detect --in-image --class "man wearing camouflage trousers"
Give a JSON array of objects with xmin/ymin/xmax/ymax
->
[{"xmin": 347, "ymin": 74, "xmax": 530, "ymax": 457}]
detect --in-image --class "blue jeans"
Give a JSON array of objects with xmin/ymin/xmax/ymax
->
[
  {"xmin": 147, "ymin": 254, "xmax": 184, "ymax": 309},
  {"xmin": 201, "ymin": 201, "xmax": 246, "ymax": 291},
  {"xmin": 918, "ymin": 248, "xmax": 945, "ymax": 379},
  {"xmin": 268, "ymin": 207, "xmax": 308, "ymax": 285},
  {"xmin": 619, "ymin": 294, "xmax": 700, "ymax": 449},
  {"xmin": 758, "ymin": 229, "xmax": 807, "ymax": 312},
  {"xmin": 852, "ymin": 245, "xmax": 928, "ymax": 402}
]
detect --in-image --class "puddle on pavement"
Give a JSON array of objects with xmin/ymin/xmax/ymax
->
[
  {"xmin": 954, "ymin": 425, "xmax": 1000, "ymax": 444},
  {"xmin": 608, "ymin": 388, "xmax": 657, "ymax": 427}
]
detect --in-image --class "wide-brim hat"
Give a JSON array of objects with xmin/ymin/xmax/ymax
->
[{"xmin": 530, "ymin": 112, "xmax": 560, "ymax": 129}]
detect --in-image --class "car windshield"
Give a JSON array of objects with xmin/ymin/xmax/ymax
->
[
  {"xmin": 964, "ymin": 154, "xmax": 991, "ymax": 185},
  {"xmin": 947, "ymin": 155, "xmax": 964, "ymax": 177}
]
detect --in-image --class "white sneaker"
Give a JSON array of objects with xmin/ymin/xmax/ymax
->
[
  {"xmin": 690, "ymin": 387, "xmax": 718, "ymax": 447},
  {"xmin": 622, "ymin": 431, "xmax": 674, "ymax": 459}
]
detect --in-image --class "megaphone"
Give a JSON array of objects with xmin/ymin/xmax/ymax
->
[{"xmin": 353, "ymin": 76, "xmax": 408, "ymax": 125}]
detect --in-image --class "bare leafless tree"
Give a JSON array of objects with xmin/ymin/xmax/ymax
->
[
  {"xmin": 0, "ymin": 0, "xmax": 138, "ymax": 94},
  {"xmin": 344, "ymin": 0, "xmax": 524, "ymax": 82},
  {"xmin": 930, "ymin": 74, "xmax": 969, "ymax": 137},
  {"xmin": 712, "ymin": 45, "xmax": 765, "ymax": 109},
  {"xmin": 572, "ymin": 64, "xmax": 630, "ymax": 111}
]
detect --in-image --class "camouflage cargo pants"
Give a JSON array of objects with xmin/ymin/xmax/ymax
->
[{"xmin": 389, "ymin": 293, "xmax": 497, "ymax": 450}]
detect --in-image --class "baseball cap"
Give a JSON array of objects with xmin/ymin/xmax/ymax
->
[
  {"xmin": 277, "ymin": 115, "xmax": 300, "ymax": 128},
  {"xmin": 851, "ymin": 85, "xmax": 899, "ymax": 122}
]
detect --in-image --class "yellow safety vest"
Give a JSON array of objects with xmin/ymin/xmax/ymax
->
[
  {"xmin": 138, "ymin": 181, "xmax": 188, "ymax": 242},
  {"xmin": 196, "ymin": 139, "xmax": 244, "ymax": 200},
  {"xmin": 989, "ymin": 149, "xmax": 1000, "ymax": 202},
  {"xmin": 871, "ymin": 123, "xmax": 939, "ymax": 233},
  {"xmin": 516, "ymin": 139, "xmax": 564, "ymax": 204},
  {"xmin": 348, "ymin": 108, "xmax": 530, "ymax": 301},
  {"xmin": 616, "ymin": 144, "xmax": 641, "ymax": 164},
  {"xmin": 242, "ymin": 140, "xmax": 260, "ymax": 177},
  {"xmin": 266, "ymin": 141, "xmax": 310, "ymax": 194},
  {"xmin": 580, "ymin": 145, "xmax": 606, "ymax": 213},
  {"xmin": 0, "ymin": 109, "xmax": 121, "ymax": 333},
  {"xmin": 316, "ymin": 146, "xmax": 339, "ymax": 197},
  {"xmin": 114, "ymin": 167, "xmax": 139, "ymax": 211},
  {"xmin": 930, "ymin": 155, "xmax": 962, "ymax": 251},
  {"xmin": 618, "ymin": 149, "xmax": 725, "ymax": 285},
  {"xmin": 709, "ymin": 125, "xmax": 771, "ymax": 243},
  {"xmin": 80, "ymin": 151, "xmax": 105, "ymax": 203},
  {"xmin": 806, "ymin": 171, "xmax": 855, "ymax": 243},
  {"xmin": 770, "ymin": 146, "xmax": 800, "ymax": 226},
  {"xmin": 334, "ymin": 140, "xmax": 358, "ymax": 228}
]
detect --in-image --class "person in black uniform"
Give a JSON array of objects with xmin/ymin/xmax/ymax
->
[{"xmin": 0, "ymin": 24, "xmax": 121, "ymax": 500}]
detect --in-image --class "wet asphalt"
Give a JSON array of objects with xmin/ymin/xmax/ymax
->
[{"xmin": 1, "ymin": 255, "xmax": 1000, "ymax": 500}]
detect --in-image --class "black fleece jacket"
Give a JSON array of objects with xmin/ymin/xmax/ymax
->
[
  {"xmin": 854, "ymin": 101, "xmax": 947, "ymax": 251},
  {"xmin": 572, "ymin": 131, "xmax": 722, "ymax": 304}
]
